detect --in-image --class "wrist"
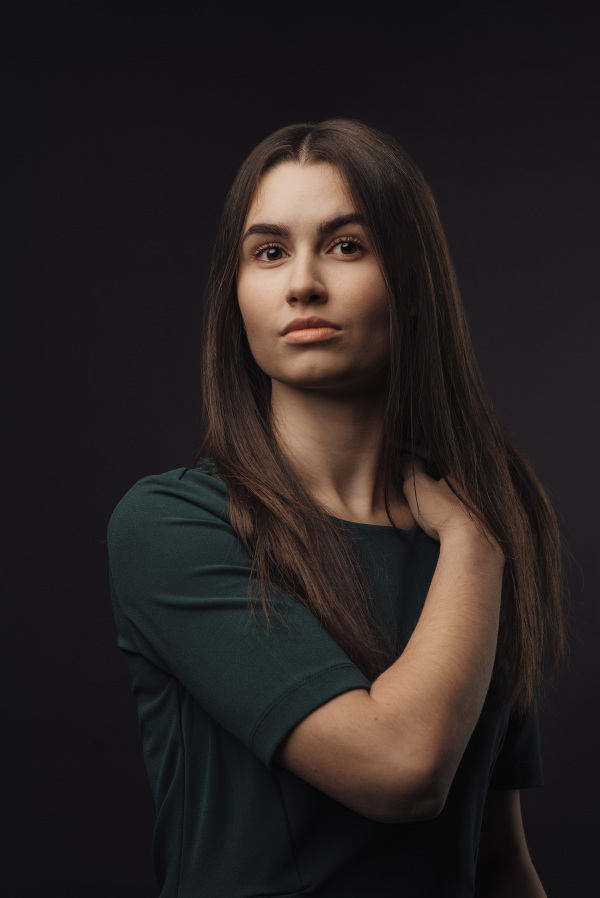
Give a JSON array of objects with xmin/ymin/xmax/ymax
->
[{"xmin": 439, "ymin": 531, "xmax": 506, "ymax": 571}]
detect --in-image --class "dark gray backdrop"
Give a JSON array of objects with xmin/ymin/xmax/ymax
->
[{"xmin": 4, "ymin": 3, "xmax": 598, "ymax": 895}]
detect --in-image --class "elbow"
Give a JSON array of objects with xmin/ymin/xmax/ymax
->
[
  {"xmin": 412, "ymin": 779, "xmax": 448, "ymax": 821},
  {"xmin": 415, "ymin": 759, "xmax": 453, "ymax": 819},
  {"xmin": 369, "ymin": 763, "xmax": 451, "ymax": 825}
]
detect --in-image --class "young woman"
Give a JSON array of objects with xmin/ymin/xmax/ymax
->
[{"xmin": 107, "ymin": 118, "xmax": 566, "ymax": 897}]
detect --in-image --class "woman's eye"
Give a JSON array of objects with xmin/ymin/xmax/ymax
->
[
  {"xmin": 253, "ymin": 243, "xmax": 285, "ymax": 262},
  {"xmin": 251, "ymin": 237, "xmax": 364, "ymax": 262},
  {"xmin": 331, "ymin": 237, "xmax": 363, "ymax": 256}
]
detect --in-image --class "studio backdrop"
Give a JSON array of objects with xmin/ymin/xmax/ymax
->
[{"xmin": 4, "ymin": 4, "xmax": 598, "ymax": 896}]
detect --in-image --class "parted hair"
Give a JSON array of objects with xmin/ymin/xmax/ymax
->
[{"xmin": 192, "ymin": 117, "xmax": 568, "ymax": 714}]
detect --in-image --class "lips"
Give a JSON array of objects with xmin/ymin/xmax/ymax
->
[{"xmin": 281, "ymin": 317, "xmax": 341, "ymax": 336}]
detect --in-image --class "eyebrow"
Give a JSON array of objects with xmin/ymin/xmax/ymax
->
[{"xmin": 241, "ymin": 212, "xmax": 368, "ymax": 244}]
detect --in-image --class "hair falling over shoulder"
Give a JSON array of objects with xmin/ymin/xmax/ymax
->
[{"xmin": 192, "ymin": 117, "xmax": 570, "ymax": 715}]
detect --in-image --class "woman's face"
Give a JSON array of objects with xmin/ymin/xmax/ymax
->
[{"xmin": 236, "ymin": 162, "xmax": 390, "ymax": 395}]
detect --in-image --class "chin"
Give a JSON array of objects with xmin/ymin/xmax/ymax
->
[{"xmin": 272, "ymin": 368, "xmax": 388, "ymax": 395}]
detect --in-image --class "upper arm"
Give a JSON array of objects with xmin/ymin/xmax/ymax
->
[
  {"xmin": 108, "ymin": 471, "xmax": 382, "ymax": 777},
  {"xmin": 273, "ymin": 687, "xmax": 442, "ymax": 823},
  {"xmin": 109, "ymin": 469, "xmax": 439, "ymax": 825}
]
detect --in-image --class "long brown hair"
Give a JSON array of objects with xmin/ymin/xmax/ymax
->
[{"xmin": 193, "ymin": 117, "xmax": 568, "ymax": 714}]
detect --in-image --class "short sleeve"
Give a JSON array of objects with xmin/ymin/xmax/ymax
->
[
  {"xmin": 107, "ymin": 467, "xmax": 371, "ymax": 769},
  {"xmin": 488, "ymin": 699, "xmax": 544, "ymax": 790}
]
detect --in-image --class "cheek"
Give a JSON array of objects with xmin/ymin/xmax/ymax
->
[
  {"xmin": 239, "ymin": 306, "xmax": 272, "ymax": 356},
  {"xmin": 352, "ymin": 276, "xmax": 390, "ymax": 329},
  {"xmin": 236, "ymin": 272, "xmax": 251, "ymax": 323},
  {"xmin": 237, "ymin": 272, "xmax": 276, "ymax": 333},
  {"xmin": 350, "ymin": 279, "xmax": 390, "ymax": 360},
  {"xmin": 237, "ymin": 282, "xmax": 278, "ymax": 373}
]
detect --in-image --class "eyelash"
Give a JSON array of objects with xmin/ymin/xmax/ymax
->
[{"xmin": 251, "ymin": 235, "xmax": 365, "ymax": 261}]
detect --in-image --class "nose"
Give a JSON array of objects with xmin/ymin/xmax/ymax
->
[{"xmin": 285, "ymin": 252, "xmax": 328, "ymax": 306}]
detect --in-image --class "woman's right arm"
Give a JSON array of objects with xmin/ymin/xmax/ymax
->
[{"xmin": 273, "ymin": 458, "xmax": 505, "ymax": 824}]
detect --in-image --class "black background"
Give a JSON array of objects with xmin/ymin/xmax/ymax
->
[{"xmin": 4, "ymin": 2, "xmax": 599, "ymax": 895}]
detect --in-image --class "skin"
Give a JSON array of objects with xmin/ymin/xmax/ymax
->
[
  {"xmin": 237, "ymin": 160, "xmax": 411, "ymax": 527},
  {"xmin": 237, "ymin": 161, "xmax": 546, "ymax": 894}
]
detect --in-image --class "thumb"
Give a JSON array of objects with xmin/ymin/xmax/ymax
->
[{"xmin": 400, "ymin": 454, "xmax": 425, "ymax": 472}]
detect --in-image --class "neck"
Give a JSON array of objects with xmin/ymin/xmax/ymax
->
[{"xmin": 270, "ymin": 379, "xmax": 407, "ymax": 526}]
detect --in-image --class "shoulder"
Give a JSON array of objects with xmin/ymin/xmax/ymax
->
[{"xmin": 107, "ymin": 460, "xmax": 230, "ymax": 554}]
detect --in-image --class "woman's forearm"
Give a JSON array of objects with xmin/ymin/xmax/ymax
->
[
  {"xmin": 270, "ymin": 455, "xmax": 508, "ymax": 824},
  {"xmin": 368, "ymin": 534, "xmax": 504, "ymax": 815}
]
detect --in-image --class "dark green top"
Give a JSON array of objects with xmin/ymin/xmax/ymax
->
[{"xmin": 107, "ymin": 463, "xmax": 543, "ymax": 898}]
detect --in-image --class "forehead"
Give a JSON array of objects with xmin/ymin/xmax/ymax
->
[{"xmin": 244, "ymin": 162, "xmax": 355, "ymax": 225}]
